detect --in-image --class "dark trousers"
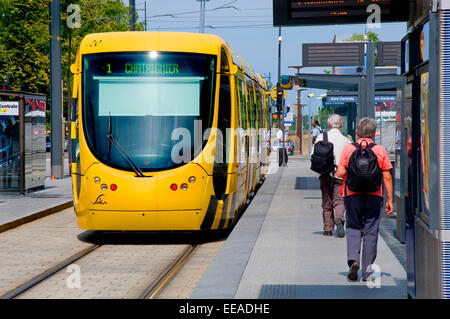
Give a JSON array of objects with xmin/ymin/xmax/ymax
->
[
  {"xmin": 319, "ymin": 175, "xmax": 345, "ymax": 231},
  {"xmin": 344, "ymin": 194, "xmax": 383, "ymax": 279},
  {"xmin": 278, "ymin": 148, "xmax": 288, "ymax": 167}
]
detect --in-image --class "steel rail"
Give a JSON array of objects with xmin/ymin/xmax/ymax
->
[
  {"xmin": 139, "ymin": 244, "xmax": 199, "ymax": 299},
  {"xmin": 0, "ymin": 244, "xmax": 100, "ymax": 299}
]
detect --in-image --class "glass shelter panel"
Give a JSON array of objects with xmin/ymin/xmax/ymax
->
[
  {"xmin": 24, "ymin": 96, "xmax": 46, "ymax": 190},
  {"xmin": 0, "ymin": 100, "xmax": 20, "ymax": 191},
  {"xmin": 419, "ymin": 72, "xmax": 430, "ymax": 218}
]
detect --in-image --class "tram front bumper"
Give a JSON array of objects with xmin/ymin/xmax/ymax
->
[{"xmin": 78, "ymin": 209, "xmax": 204, "ymax": 231}]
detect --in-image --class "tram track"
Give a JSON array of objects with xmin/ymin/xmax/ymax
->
[
  {"xmin": 138, "ymin": 244, "xmax": 199, "ymax": 299},
  {"xmin": 0, "ymin": 177, "xmax": 263, "ymax": 299},
  {"xmin": 0, "ymin": 177, "xmax": 263, "ymax": 300},
  {"xmin": 1, "ymin": 241, "xmax": 204, "ymax": 299},
  {"xmin": 0, "ymin": 244, "xmax": 101, "ymax": 299}
]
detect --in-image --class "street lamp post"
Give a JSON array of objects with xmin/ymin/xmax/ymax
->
[
  {"xmin": 277, "ymin": 27, "xmax": 287, "ymax": 166},
  {"xmin": 129, "ymin": 0, "xmax": 136, "ymax": 31},
  {"xmin": 288, "ymin": 66, "xmax": 306, "ymax": 156},
  {"xmin": 307, "ymin": 92, "xmax": 314, "ymax": 155}
]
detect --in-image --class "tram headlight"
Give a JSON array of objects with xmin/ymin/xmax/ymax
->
[
  {"xmin": 101, "ymin": 184, "xmax": 108, "ymax": 191},
  {"xmin": 94, "ymin": 176, "xmax": 101, "ymax": 184},
  {"xmin": 181, "ymin": 183, "xmax": 188, "ymax": 191},
  {"xmin": 189, "ymin": 176, "xmax": 196, "ymax": 183}
]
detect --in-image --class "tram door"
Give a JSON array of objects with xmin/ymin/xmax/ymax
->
[{"xmin": 235, "ymin": 76, "xmax": 248, "ymax": 210}]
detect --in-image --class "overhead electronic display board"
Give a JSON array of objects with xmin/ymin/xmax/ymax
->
[
  {"xmin": 273, "ymin": 0, "xmax": 409, "ymax": 26},
  {"xmin": 302, "ymin": 43, "xmax": 365, "ymax": 67}
]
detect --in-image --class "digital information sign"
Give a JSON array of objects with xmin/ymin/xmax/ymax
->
[{"xmin": 273, "ymin": 0, "xmax": 409, "ymax": 26}]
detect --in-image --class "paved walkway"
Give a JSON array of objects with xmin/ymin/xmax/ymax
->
[
  {"xmin": 191, "ymin": 156, "xmax": 407, "ymax": 299},
  {"xmin": 0, "ymin": 155, "xmax": 72, "ymax": 233}
]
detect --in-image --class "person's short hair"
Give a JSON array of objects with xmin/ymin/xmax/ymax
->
[
  {"xmin": 327, "ymin": 114, "xmax": 342, "ymax": 129},
  {"xmin": 356, "ymin": 117, "xmax": 377, "ymax": 138}
]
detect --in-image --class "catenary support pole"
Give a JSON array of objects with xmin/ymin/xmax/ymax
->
[
  {"xmin": 50, "ymin": 0, "xmax": 63, "ymax": 179},
  {"xmin": 129, "ymin": 0, "xmax": 136, "ymax": 31},
  {"xmin": 366, "ymin": 42, "xmax": 376, "ymax": 119},
  {"xmin": 198, "ymin": 0, "xmax": 210, "ymax": 33}
]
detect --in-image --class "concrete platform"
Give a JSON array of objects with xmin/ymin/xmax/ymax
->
[
  {"xmin": 191, "ymin": 156, "xmax": 407, "ymax": 299},
  {"xmin": 0, "ymin": 154, "xmax": 72, "ymax": 233}
]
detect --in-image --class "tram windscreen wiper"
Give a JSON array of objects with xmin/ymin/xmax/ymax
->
[{"xmin": 106, "ymin": 114, "xmax": 146, "ymax": 177}]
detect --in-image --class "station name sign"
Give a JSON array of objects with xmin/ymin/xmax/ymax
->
[
  {"xmin": 325, "ymin": 95, "xmax": 397, "ymax": 105},
  {"xmin": 273, "ymin": 0, "xmax": 409, "ymax": 26}
]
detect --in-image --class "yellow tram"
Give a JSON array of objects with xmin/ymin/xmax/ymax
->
[{"xmin": 70, "ymin": 32, "xmax": 271, "ymax": 231}]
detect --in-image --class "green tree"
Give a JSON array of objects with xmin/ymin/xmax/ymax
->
[
  {"xmin": 317, "ymin": 106, "xmax": 333, "ymax": 128},
  {"xmin": 61, "ymin": 0, "xmax": 139, "ymax": 119},
  {"xmin": 0, "ymin": 0, "xmax": 50, "ymax": 93},
  {"xmin": 345, "ymin": 31, "xmax": 380, "ymax": 43},
  {"xmin": 0, "ymin": 0, "xmax": 12, "ymax": 11},
  {"xmin": 0, "ymin": 0, "xmax": 141, "ymax": 129}
]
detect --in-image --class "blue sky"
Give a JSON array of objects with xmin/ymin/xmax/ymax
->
[{"xmin": 130, "ymin": 0, "xmax": 407, "ymax": 114}]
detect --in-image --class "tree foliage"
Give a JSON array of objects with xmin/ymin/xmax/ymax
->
[
  {"xmin": 0, "ymin": 0, "xmax": 141, "ymax": 115},
  {"xmin": 0, "ymin": 0, "xmax": 50, "ymax": 93},
  {"xmin": 345, "ymin": 31, "xmax": 380, "ymax": 43},
  {"xmin": 61, "ymin": 0, "xmax": 141, "ymax": 118}
]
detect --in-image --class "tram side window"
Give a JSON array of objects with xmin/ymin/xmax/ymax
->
[
  {"xmin": 220, "ymin": 50, "xmax": 230, "ymax": 73},
  {"xmin": 255, "ymin": 86, "xmax": 261, "ymax": 129},
  {"xmin": 254, "ymin": 86, "xmax": 262, "ymax": 151},
  {"xmin": 217, "ymin": 75, "xmax": 231, "ymax": 165},
  {"xmin": 236, "ymin": 77, "xmax": 247, "ymax": 130},
  {"xmin": 247, "ymin": 80, "xmax": 256, "ymax": 129}
]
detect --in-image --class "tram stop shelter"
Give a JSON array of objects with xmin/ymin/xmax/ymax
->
[{"xmin": 0, "ymin": 90, "xmax": 46, "ymax": 194}]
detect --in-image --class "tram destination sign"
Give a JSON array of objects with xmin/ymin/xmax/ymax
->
[{"xmin": 273, "ymin": 0, "xmax": 409, "ymax": 27}]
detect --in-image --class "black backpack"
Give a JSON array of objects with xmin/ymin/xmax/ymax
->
[
  {"xmin": 346, "ymin": 141, "xmax": 382, "ymax": 193},
  {"xmin": 311, "ymin": 131, "xmax": 336, "ymax": 175}
]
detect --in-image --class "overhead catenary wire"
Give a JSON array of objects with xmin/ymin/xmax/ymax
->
[
  {"xmin": 137, "ymin": 2, "xmax": 273, "ymax": 31},
  {"xmin": 150, "ymin": 24, "xmax": 273, "ymax": 30},
  {"xmin": 149, "ymin": 0, "xmax": 238, "ymax": 18}
]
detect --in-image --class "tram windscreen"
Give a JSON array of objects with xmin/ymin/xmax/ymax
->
[{"xmin": 82, "ymin": 52, "xmax": 216, "ymax": 172}]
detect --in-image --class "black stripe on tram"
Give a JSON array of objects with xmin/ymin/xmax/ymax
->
[
  {"xmin": 218, "ymin": 194, "xmax": 230, "ymax": 229},
  {"xmin": 200, "ymin": 196, "xmax": 218, "ymax": 230}
]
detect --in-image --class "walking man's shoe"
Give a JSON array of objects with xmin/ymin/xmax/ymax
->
[
  {"xmin": 323, "ymin": 230, "xmax": 333, "ymax": 236},
  {"xmin": 335, "ymin": 217, "xmax": 345, "ymax": 238},
  {"xmin": 362, "ymin": 275, "xmax": 375, "ymax": 282},
  {"xmin": 348, "ymin": 261, "xmax": 360, "ymax": 281}
]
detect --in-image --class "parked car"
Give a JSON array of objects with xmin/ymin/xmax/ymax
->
[
  {"xmin": 46, "ymin": 136, "xmax": 51, "ymax": 152},
  {"xmin": 270, "ymin": 139, "xmax": 295, "ymax": 155},
  {"xmin": 270, "ymin": 139, "xmax": 278, "ymax": 152},
  {"xmin": 286, "ymin": 140, "xmax": 295, "ymax": 155}
]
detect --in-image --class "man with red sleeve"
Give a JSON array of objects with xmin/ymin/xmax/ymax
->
[{"xmin": 336, "ymin": 117, "xmax": 393, "ymax": 282}]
